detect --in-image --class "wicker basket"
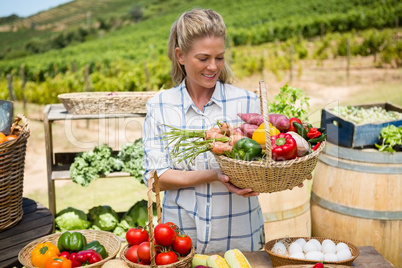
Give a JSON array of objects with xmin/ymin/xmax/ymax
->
[
  {"xmin": 58, "ymin": 91, "xmax": 157, "ymax": 115},
  {"xmin": 213, "ymin": 81, "xmax": 326, "ymax": 193},
  {"xmin": 120, "ymin": 170, "xmax": 195, "ymax": 268},
  {"xmin": 265, "ymin": 237, "xmax": 359, "ymax": 267},
  {"xmin": 18, "ymin": 229, "xmax": 122, "ymax": 268},
  {"xmin": 0, "ymin": 114, "xmax": 30, "ymax": 231}
]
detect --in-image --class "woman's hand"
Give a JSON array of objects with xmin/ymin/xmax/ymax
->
[{"xmin": 216, "ymin": 170, "xmax": 259, "ymax": 198}]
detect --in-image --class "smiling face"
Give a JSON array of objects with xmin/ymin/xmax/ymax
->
[{"xmin": 175, "ymin": 36, "xmax": 225, "ymax": 92}]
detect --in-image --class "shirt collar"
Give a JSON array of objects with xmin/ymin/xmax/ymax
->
[{"xmin": 180, "ymin": 80, "xmax": 224, "ymax": 113}]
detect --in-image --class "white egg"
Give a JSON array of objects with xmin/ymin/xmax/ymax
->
[
  {"xmin": 288, "ymin": 242, "xmax": 303, "ymax": 255},
  {"xmin": 337, "ymin": 248, "xmax": 352, "ymax": 261},
  {"xmin": 295, "ymin": 238, "xmax": 307, "ymax": 248},
  {"xmin": 322, "ymin": 241, "xmax": 337, "ymax": 254},
  {"xmin": 324, "ymin": 253, "xmax": 339, "ymax": 262},
  {"xmin": 305, "ymin": 251, "xmax": 325, "ymax": 261},
  {"xmin": 322, "ymin": 239, "xmax": 336, "ymax": 247},
  {"xmin": 303, "ymin": 241, "xmax": 319, "ymax": 253},
  {"xmin": 308, "ymin": 238, "xmax": 322, "ymax": 251},
  {"xmin": 272, "ymin": 241, "xmax": 287, "ymax": 256},
  {"xmin": 336, "ymin": 242, "xmax": 349, "ymax": 253},
  {"xmin": 290, "ymin": 252, "xmax": 305, "ymax": 259}
]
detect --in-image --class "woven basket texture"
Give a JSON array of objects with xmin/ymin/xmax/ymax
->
[
  {"xmin": 0, "ymin": 115, "xmax": 30, "ymax": 231},
  {"xmin": 213, "ymin": 81, "xmax": 326, "ymax": 193},
  {"xmin": 265, "ymin": 237, "xmax": 359, "ymax": 267},
  {"xmin": 18, "ymin": 229, "xmax": 121, "ymax": 268},
  {"xmin": 58, "ymin": 91, "xmax": 157, "ymax": 115},
  {"xmin": 120, "ymin": 170, "xmax": 195, "ymax": 268}
]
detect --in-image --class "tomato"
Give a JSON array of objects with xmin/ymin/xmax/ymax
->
[
  {"xmin": 125, "ymin": 244, "xmax": 139, "ymax": 263},
  {"xmin": 287, "ymin": 117, "xmax": 302, "ymax": 133},
  {"xmin": 137, "ymin": 242, "xmax": 156, "ymax": 264},
  {"xmin": 165, "ymin": 222, "xmax": 179, "ymax": 232},
  {"xmin": 154, "ymin": 223, "xmax": 176, "ymax": 246},
  {"xmin": 126, "ymin": 227, "xmax": 149, "ymax": 245},
  {"xmin": 313, "ymin": 263, "xmax": 324, "ymax": 268},
  {"xmin": 172, "ymin": 234, "xmax": 192, "ymax": 255},
  {"xmin": 156, "ymin": 250, "xmax": 178, "ymax": 265}
]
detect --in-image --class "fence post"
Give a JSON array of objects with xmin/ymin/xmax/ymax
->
[
  {"xmin": 6, "ymin": 74, "xmax": 17, "ymax": 101},
  {"xmin": 346, "ymin": 38, "xmax": 350, "ymax": 84},
  {"xmin": 85, "ymin": 65, "xmax": 90, "ymax": 92},
  {"xmin": 20, "ymin": 65, "xmax": 27, "ymax": 114},
  {"xmin": 289, "ymin": 44, "xmax": 294, "ymax": 83}
]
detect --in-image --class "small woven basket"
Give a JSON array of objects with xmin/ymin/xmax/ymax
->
[
  {"xmin": 0, "ymin": 114, "xmax": 30, "ymax": 231},
  {"xmin": 213, "ymin": 81, "xmax": 326, "ymax": 193},
  {"xmin": 265, "ymin": 237, "xmax": 359, "ymax": 267},
  {"xmin": 58, "ymin": 91, "xmax": 157, "ymax": 115},
  {"xmin": 120, "ymin": 170, "xmax": 195, "ymax": 268},
  {"xmin": 18, "ymin": 229, "xmax": 122, "ymax": 268}
]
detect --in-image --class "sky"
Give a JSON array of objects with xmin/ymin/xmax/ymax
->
[{"xmin": 0, "ymin": 0, "xmax": 74, "ymax": 18}]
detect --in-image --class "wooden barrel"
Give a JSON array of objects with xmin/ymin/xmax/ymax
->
[
  {"xmin": 258, "ymin": 184, "xmax": 311, "ymax": 242},
  {"xmin": 311, "ymin": 142, "xmax": 402, "ymax": 267}
]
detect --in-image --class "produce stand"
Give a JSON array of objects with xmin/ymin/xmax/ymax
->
[{"xmin": 43, "ymin": 103, "xmax": 146, "ymax": 215}]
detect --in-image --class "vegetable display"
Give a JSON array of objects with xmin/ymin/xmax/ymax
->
[
  {"xmin": 332, "ymin": 105, "xmax": 402, "ymax": 124},
  {"xmin": 30, "ymin": 232, "xmax": 108, "ymax": 268},
  {"xmin": 69, "ymin": 139, "xmax": 145, "ymax": 187},
  {"xmin": 193, "ymin": 249, "xmax": 251, "ymax": 268},
  {"xmin": 124, "ymin": 222, "xmax": 193, "ymax": 266}
]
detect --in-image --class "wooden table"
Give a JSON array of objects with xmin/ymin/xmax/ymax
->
[
  {"xmin": 0, "ymin": 198, "xmax": 54, "ymax": 268},
  {"xmin": 213, "ymin": 247, "xmax": 395, "ymax": 267}
]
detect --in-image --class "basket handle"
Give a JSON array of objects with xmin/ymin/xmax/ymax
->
[
  {"xmin": 259, "ymin": 81, "xmax": 272, "ymax": 161},
  {"xmin": 147, "ymin": 170, "xmax": 162, "ymax": 267}
]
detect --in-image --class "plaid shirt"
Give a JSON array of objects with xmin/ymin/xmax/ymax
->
[{"xmin": 143, "ymin": 80, "xmax": 265, "ymax": 253}]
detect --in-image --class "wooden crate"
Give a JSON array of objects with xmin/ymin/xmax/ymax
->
[{"xmin": 320, "ymin": 102, "xmax": 402, "ymax": 148}]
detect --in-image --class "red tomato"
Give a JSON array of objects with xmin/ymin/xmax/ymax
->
[
  {"xmin": 156, "ymin": 250, "xmax": 178, "ymax": 265},
  {"xmin": 137, "ymin": 242, "xmax": 156, "ymax": 264},
  {"xmin": 154, "ymin": 223, "xmax": 177, "ymax": 246},
  {"xmin": 125, "ymin": 244, "xmax": 139, "ymax": 263},
  {"xmin": 126, "ymin": 227, "xmax": 149, "ymax": 245},
  {"xmin": 172, "ymin": 234, "xmax": 192, "ymax": 255},
  {"xmin": 165, "ymin": 222, "xmax": 179, "ymax": 231},
  {"xmin": 287, "ymin": 117, "xmax": 302, "ymax": 133}
]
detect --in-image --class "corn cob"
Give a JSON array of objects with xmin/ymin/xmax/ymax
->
[
  {"xmin": 192, "ymin": 254, "xmax": 209, "ymax": 268},
  {"xmin": 206, "ymin": 255, "xmax": 230, "ymax": 268},
  {"xmin": 224, "ymin": 249, "xmax": 252, "ymax": 268}
]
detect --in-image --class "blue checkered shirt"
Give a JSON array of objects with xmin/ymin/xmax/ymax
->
[{"xmin": 142, "ymin": 80, "xmax": 265, "ymax": 253}]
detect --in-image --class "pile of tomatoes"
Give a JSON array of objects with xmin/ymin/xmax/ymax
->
[
  {"xmin": 125, "ymin": 222, "xmax": 193, "ymax": 265},
  {"xmin": 0, "ymin": 132, "xmax": 17, "ymax": 144}
]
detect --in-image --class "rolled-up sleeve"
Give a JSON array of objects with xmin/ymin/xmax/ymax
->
[{"xmin": 142, "ymin": 100, "xmax": 170, "ymax": 186}]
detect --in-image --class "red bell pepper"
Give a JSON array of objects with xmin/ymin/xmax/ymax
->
[
  {"xmin": 271, "ymin": 133, "xmax": 297, "ymax": 161},
  {"xmin": 75, "ymin": 249, "xmax": 102, "ymax": 266},
  {"xmin": 307, "ymin": 127, "xmax": 321, "ymax": 139},
  {"xmin": 69, "ymin": 253, "xmax": 81, "ymax": 268},
  {"xmin": 59, "ymin": 252, "xmax": 70, "ymax": 259}
]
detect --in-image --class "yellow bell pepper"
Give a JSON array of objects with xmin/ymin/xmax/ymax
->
[
  {"xmin": 252, "ymin": 123, "xmax": 280, "ymax": 147},
  {"xmin": 31, "ymin": 242, "xmax": 60, "ymax": 268}
]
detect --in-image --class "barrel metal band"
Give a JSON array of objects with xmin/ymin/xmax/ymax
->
[
  {"xmin": 262, "ymin": 201, "xmax": 310, "ymax": 222},
  {"xmin": 311, "ymin": 192, "xmax": 402, "ymax": 220}
]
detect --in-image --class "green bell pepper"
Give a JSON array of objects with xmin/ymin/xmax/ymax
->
[
  {"xmin": 82, "ymin": 240, "xmax": 108, "ymax": 259},
  {"xmin": 231, "ymin": 137, "xmax": 262, "ymax": 161},
  {"xmin": 57, "ymin": 231, "xmax": 87, "ymax": 252}
]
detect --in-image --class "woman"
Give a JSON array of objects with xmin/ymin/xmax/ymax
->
[{"xmin": 142, "ymin": 8, "xmax": 265, "ymax": 253}]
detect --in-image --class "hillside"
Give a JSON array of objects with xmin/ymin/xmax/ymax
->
[{"xmin": 0, "ymin": 0, "xmax": 401, "ymax": 105}]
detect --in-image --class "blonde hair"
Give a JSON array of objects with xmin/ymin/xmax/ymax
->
[{"xmin": 167, "ymin": 8, "xmax": 234, "ymax": 85}]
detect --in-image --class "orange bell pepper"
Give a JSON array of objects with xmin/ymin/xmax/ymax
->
[
  {"xmin": 31, "ymin": 242, "xmax": 60, "ymax": 268},
  {"xmin": 45, "ymin": 256, "xmax": 72, "ymax": 268}
]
